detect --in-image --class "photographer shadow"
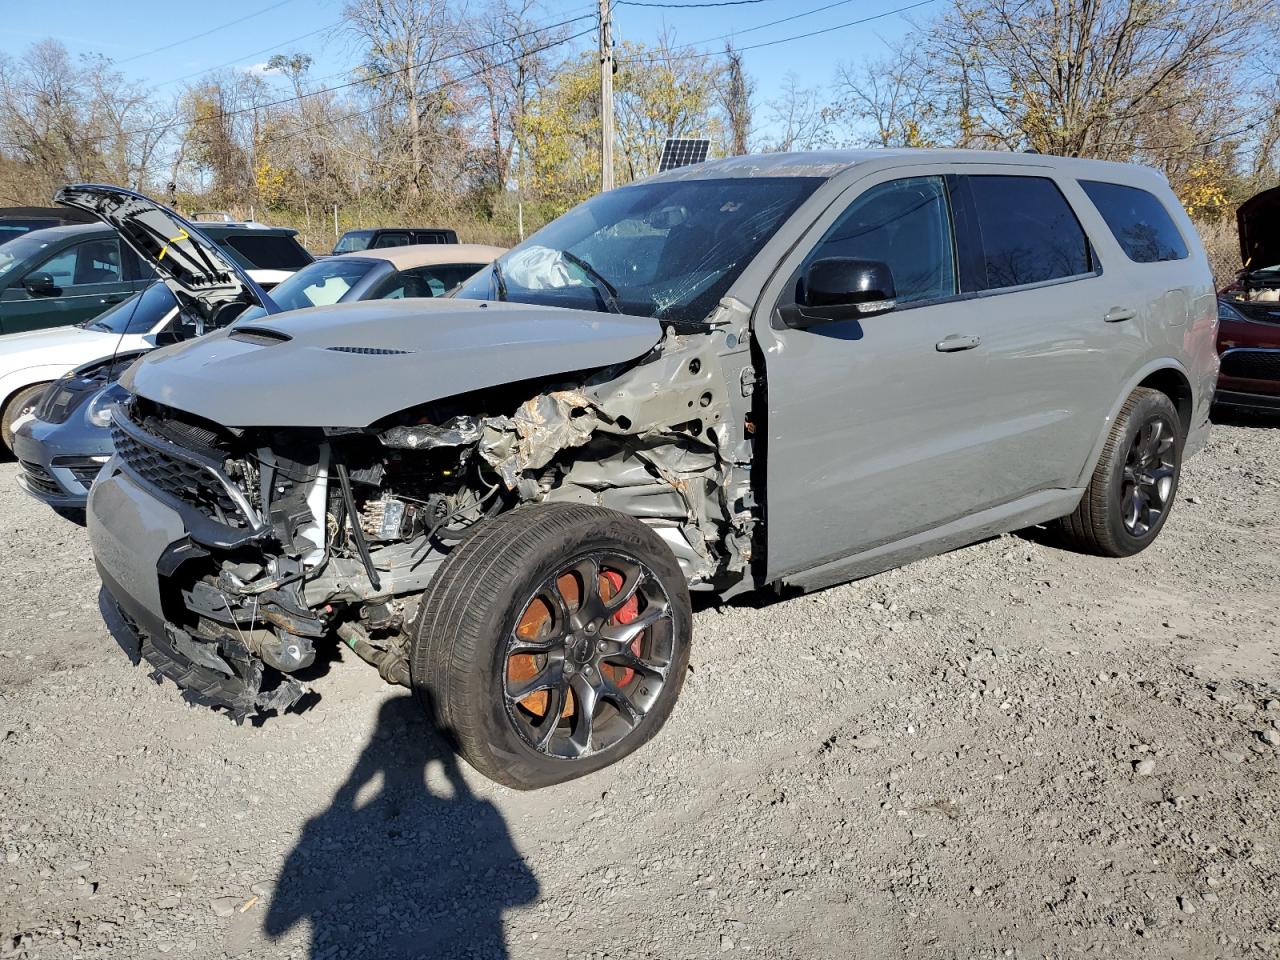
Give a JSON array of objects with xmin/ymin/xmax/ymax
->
[{"xmin": 264, "ymin": 695, "xmax": 538, "ymax": 959}]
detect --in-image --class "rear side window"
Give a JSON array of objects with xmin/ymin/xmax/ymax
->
[
  {"xmin": 804, "ymin": 175, "xmax": 957, "ymax": 305},
  {"xmin": 220, "ymin": 234, "xmax": 312, "ymax": 269},
  {"xmin": 968, "ymin": 176, "xmax": 1091, "ymax": 289},
  {"xmin": 1080, "ymin": 180, "xmax": 1188, "ymax": 263}
]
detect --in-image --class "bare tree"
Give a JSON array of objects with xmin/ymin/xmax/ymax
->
[
  {"xmin": 342, "ymin": 0, "xmax": 465, "ymax": 201},
  {"xmin": 719, "ymin": 43, "xmax": 752, "ymax": 156},
  {"xmin": 762, "ymin": 72, "xmax": 826, "ymax": 153}
]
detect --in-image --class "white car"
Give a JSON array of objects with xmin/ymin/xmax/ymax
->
[{"xmin": 0, "ymin": 272, "xmax": 281, "ymax": 451}]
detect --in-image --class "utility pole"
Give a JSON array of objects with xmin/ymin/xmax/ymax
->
[{"xmin": 598, "ymin": 0, "xmax": 615, "ymax": 192}]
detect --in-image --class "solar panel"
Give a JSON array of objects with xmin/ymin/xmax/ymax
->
[{"xmin": 659, "ymin": 138, "xmax": 711, "ymax": 172}]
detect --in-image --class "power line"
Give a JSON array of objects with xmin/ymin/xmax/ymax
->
[
  {"xmin": 246, "ymin": 25, "xmax": 598, "ymax": 154},
  {"xmin": 154, "ymin": 20, "xmax": 344, "ymax": 88},
  {"xmin": 618, "ymin": 0, "xmax": 938, "ymax": 63},
  {"xmin": 114, "ymin": 0, "xmax": 300, "ymax": 65},
  {"xmin": 617, "ymin": 0, "xmax": 771, "ymax": 7},
  {"xmin": 0, "ymin": 14, "xmax": 596, "ymax": 150},
  {"xmin": 706, "ymin": 0, "xmax": 862, "ymax": 41}
]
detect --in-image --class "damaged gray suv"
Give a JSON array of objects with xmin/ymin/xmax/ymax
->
[{"xmin": 71, "ymin": 152, "xmax": 1219, "ymax": 789}]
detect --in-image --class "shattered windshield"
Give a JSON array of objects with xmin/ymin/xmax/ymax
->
[{"xmin": 455, "ymin": 177, "xmax": 821, "ymax": 323}]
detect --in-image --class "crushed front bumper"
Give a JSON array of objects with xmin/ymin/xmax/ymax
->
[{"xmin": 89, "ymin": 462, "xmax": 307, "ymax": 721}]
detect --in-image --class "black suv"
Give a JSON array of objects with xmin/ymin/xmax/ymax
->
[{"xmin": 332, "ymin": 227, "xmax": 458, "ymax": 255}]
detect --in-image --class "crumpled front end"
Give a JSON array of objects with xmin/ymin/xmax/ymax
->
[{"xmin": 88, "ymin": 317, "xmax": 757, "ymax": 721}]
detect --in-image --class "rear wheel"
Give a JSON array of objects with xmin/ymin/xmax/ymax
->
[
  {"xmin": 1058, "ymin": 387, "xmax": 1182, "ymax": 557},
  {"xmin": 1, "ymin": 383, "xmax": 50, "ymax": 453},
  {"xmin": 411, "ymin": 503, "xmax": 692, "ymax": 789}
]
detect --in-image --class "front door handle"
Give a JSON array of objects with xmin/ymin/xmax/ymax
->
[
  {"xmin": 99, "ymin": 294, "xmax": 127, "ymax": 305},
  {"xmin": 1104, "ymin": 307, "xmax": 1136, "ymax": 323},
  {"xmin": 936, "ymin": 334, "xmax": 982, "ymax": 353}
]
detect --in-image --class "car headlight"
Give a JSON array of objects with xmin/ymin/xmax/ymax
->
[{"xmin": 87, "ymin": 384, "xmax": 128, "ymax": 428}]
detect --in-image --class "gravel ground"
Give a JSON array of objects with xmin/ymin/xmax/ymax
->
[{"xmin": 1, "ymin": 414, "xmax": 1278, "ymax": 960}]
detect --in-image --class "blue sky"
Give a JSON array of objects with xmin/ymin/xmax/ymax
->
[{"xmin": 1, "ymin": 0, "xmax": 931, "ymax": 139}]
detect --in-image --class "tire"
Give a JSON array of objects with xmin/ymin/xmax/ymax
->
[
  {"xmin": 411, "ymin": 503, "xmax": 692, "ymax": 790},
  {"xmin": 1058, "ymin": 387, "xmax": 1182, "ymax": 557},
  {"xmin": 1, "ymin": 383, "xmax": 50, "ymax": 453}
]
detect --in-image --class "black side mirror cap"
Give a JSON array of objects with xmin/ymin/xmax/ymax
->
[
  {"xmin": 783, "ymin": 257, "xmax": 897, "ymax": 329},
  {"xmin": 22, "ymin": 272, "xmax": 58, "ymax": 297}
]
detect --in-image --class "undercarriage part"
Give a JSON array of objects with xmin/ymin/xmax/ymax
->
[
  {"xmin": 337, "ymin": 621, "xmax": 410, "ymax": 687},
  {"xmin": 258, "ymin": 630, "xmax": 316, "ymax": 673}
]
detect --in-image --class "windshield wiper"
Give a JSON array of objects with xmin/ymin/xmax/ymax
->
[
  {"xmin": 491, "ymin": 259, "xmax": 508, "ymax": 302},
  {"xmin": 561, "ymin": 250, "xmax": 621, "ymax": 314}
]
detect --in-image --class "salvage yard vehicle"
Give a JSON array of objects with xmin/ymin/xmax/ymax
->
[
  {"xmin": 0, "ymin": 216, "xmax": 312, "ymax": 450},
  {"xmin": 1214, "ymin": 185, "xmax": 1280, "ymax": 412},
  {"xmin": 332, "ymin": 226, "xmax": 459, "ymax": 254},
  {"xmin": 0, "ymin": 271, "xmax": 283, "ymax": 453},
  {"xmin": 76, "ymin": 151, "xmax": 1218, "ymax": 789},
  {"xmin": 0, "ymin": 205, "xmax": 97, "ymax": 243},
  {"xmin": 13, "ymin": 244, "xmax": 505, "ymax": 509}
]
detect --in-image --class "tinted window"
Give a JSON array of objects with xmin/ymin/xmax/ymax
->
[
  {"xmin": 804, "ymin": 176, "xmax": 956, "ymax": 305},
  {"xmin": 0, "ymin": 233, "xmax": 57, "ymax": 281},
  {"xmin": 239, "ymin": 258, "xmax": 377, "ymax": 322},
  {"xmin": 378, "ymin": 263, "xmax": 487, "ymax": 299},
  {"xmin": 455, "ymin": 177, "xmax": 821, "ymax": 323},
  {"xmin": 969, "ymin": 176, "xmax": 1091, "ymax": 289},
  {"xmin": 372, "ymin": 232, "xmax": 412, "ymax": 248},
  {"xmin": 334, "ymin": 231, "xmax": 373, "ymax": 254},
  {"xmin": 1080, "ymin": 180, "xmax": 1188, "ymax": 263},
  {"xmin": 85, "ymin": 282, "xmax": 177, "ymax": 334},
  {"xmin": 35, "ymin": 238, "xmax": 122, "ymax": 286},
  {"xmin": 220, "ymin": 233, "xmax": 312, "ymax": 269}
]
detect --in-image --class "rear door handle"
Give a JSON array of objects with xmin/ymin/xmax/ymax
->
[
  {"xmin": 935, "ymin": 334, "xmax": 982, "ymax": 353},
  {"xmin": 1104, "ymin": 307, "xmax": 1136, "ymax": 323}
]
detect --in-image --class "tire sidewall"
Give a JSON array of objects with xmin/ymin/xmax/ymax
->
[{"xmin": 1101, "ymin": 392, "xmax": 1182, "ymax": 556}]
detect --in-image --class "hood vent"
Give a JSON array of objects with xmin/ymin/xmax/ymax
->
[
  {"xmin": 326, "ymin": 345, "xmax": 416, "ymax": 356},
  {"xmin": 230, "ymin": 327, "xmax": 292, "ymax": 345}
]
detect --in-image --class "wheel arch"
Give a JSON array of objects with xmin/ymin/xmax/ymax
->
[{"xmin": 1073, "ymin": 359, "xmax": 1193, "ymax": 488}]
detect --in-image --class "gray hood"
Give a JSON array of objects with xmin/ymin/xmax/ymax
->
[{"xmin": 121, "ymin": 298, "xmax": 663, "ymax": 427}]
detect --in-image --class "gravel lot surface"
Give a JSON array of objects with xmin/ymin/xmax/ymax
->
[{"xmin": 1, "ymin": 414, "xmax": 1278, "ymax": 960}]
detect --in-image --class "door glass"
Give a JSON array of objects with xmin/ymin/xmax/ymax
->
[
  {"xmin": 968, "ymin": 176, "xmax": 1091, "ymax": 289},
  {"xmin": 378, "ymin": 263, "xmax": 485, "ymax": 299},
  {"xmin": 372, "ymin": 233, "xmax": 411, "ymax": 248},
  {"xmin": 804, "ymin": 176, "xmax": 956, "ymax": 305},
  {"xmin": 33, "ymin": 238, "xmax": 122, "ymax": 287}
]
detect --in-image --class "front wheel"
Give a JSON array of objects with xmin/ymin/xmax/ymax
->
[
  {"xmin": 1057, "ymin": 387, "xmax": 1182, "ymax": 557},
  {"xmin": 411, "ymin": 503, "xmax": 692, "ymax": 790},
  {"xmin": 2, "ymin": 383, "xmax": 50, "ymax": 453}
]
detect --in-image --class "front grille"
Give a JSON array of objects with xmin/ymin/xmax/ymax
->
[
  {"xmin": 1221, "ymin": 350, "xmax": 1280, "ymax": 382},
  {"xmin": 112, "ymin": 422, "xmax": 250, "ymax": 529},
  {"xmin": 52, "ymin": 456, "xmax": 107, "ymax": 491},
  {"xmin": 18, "ymin": 460, "xmax": 62, "ymax": 498}
]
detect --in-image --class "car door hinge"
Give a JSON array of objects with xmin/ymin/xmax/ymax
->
[{"xmin": 740, "ymin": 365, "xmax": 759, "ymax": 397}]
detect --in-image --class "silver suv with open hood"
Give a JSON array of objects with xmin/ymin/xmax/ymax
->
[{"xmin": 78, "ymin": 153, "xmax": 1219, "ymax": 789}]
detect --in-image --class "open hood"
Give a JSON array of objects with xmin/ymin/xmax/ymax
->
[
  {"xmin": 121, "ymin": 298, "xmax": 663, "ymax": 428},
  {"xmin": 1237, "ymin": 185, "xmax": 1280, "ymax": 271},
  {"xmin": 54, "ymin": 184, "xmax": 280, "ymax": 329}
]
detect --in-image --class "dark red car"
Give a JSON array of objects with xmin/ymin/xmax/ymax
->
[{"xmin": 1216, "ymin": 185, "xmax": 1280, "ymax": 412}]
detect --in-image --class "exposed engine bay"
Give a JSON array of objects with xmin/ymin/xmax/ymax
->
[{"xmin": 109, "ymin": 323, "xmax": 757, "ymax": 720}]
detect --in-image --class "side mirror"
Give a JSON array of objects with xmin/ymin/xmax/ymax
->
[
  {"xmin": 784, "ymin": 258, "xmax": 897, "ymax": 328},
  {"xmin": 22, "ymin": 272, "xmax": 58, "ymax": 297}
]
